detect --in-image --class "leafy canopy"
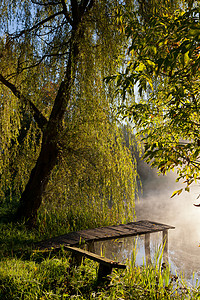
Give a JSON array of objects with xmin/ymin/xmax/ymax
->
[{"xmin": 115, "ymin": 2, "xmax": 200, "ymax": 196}]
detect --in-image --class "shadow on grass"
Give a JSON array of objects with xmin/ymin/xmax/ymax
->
[{"xmin": 0, "ymin": 201, "xmax": 38, "ymax": 259}]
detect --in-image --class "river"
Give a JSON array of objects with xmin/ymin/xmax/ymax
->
[{"xmin": 95, "ymin": 164, "xmax": 200, "ymax": 286}]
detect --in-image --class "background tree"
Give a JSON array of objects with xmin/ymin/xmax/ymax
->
[
  {"xmin": 113, "ymin": 1, "xmax": 200, "ymax": 197},
  {"xmin": 0, "ymin": 1, "xmax": 139, "ymax": 227}
]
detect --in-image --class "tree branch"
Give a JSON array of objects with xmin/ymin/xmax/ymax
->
[
  {"xmin": 9, "ymin": 49, "xmax": 70, "ymax": 76},
  {"xmin": 0, "ymin": 74, "xmax": 48, "ymax": 131},
  {"xmin": 9, "ymin": 11, "xmax": 64, "ymax": 38},
  {"xmin": 61, "ymin": 0, "xmax": 73, "ymax": 26},
  {"xmin": 31, "ymin": 0, "xmax": 62, "ymax": 5},
  {"xmin": 80, "ymin": 0, "xmax": 94, "ymax": 15},
  {"xmin": 71, "ymin": 0, "xmax": 94, "ymax": 28},
  {"xmin": 71, "ymin": 0, "xmax": 80, "ymax": 27}
]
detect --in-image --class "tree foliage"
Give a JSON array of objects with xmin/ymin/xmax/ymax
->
[
  {"xmin": 114, "ymin": 1, "xmax": 200, "ymax": 195},
  {"xmin": 0, "ymin": 1, "xmax": 139, "ymax": 226}
]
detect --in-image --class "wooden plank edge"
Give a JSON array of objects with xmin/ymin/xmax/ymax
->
[
  {"xmin": 64, "ymin": 245, "xmax": 126, "ymax": 269},
  {"xmin": 128, "ymin": 220, "xmax": 175, "ymax": 229}
]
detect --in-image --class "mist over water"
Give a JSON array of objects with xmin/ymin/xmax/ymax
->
[
  {"xmin": 95, "ymin": 160, "xmax": 200, "ymax": 285},
  {"xmin": 135, "ymin": 160, "xmax": 200, "ymax": 282}
]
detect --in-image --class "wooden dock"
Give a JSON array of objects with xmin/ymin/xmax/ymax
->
[
  {"xmin": 35, "ymin": 220, "xmax": 175, "ymax": 282},
  {"xmin": 36, "ymin": 220, "xmax": 174, "ymax": 250}
]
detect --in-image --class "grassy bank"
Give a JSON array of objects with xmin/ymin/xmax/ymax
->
[
  {"xmin": 1, "ymin": 253, "xmax": 200, "ymax": 299},
  {"xmin": 0, "ymin": 205, "xmax": 200, "ymax": 299}
]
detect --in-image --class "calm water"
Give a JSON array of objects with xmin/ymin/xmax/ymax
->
[
  {"xmin": 96, "ymin": 167, "xmax": 200, "ymax": 286},
  {"xmin": 94, "ymin": 232, "xmax": 200, "ymax": 286}
]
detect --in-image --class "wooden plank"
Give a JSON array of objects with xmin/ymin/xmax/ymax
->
[
  {"xmin": 64, "ymin": 245, "xmax": 126, "ymax": 269},
  {"xmin": 91, "ymin": 227, "xmax": 124, "ymax": 237},
  {"xmin": 77, "ymin": 231, "xmax": 99, "ymax": 241},
  {"xmin": 125, "ymin": 221, "xmax": 175, "ymax": 234},
  {"xmin": 138, "ymin": 222, "xmax": 167, "ymax": 230},
  {"xmin": 105, "ymin": 224, "xmax": 152, "ymax": 237},
  {"xmin": 122, "ymin": 224, "xmax": 151, "ymax": 233},
  {"xmin": 79, "ymin": 228, "xmax": 125, "ymax": 242},
  {"xmin": 129, "ymin": 220, "xmax": 175, "ymax": 230},
  {"xmin": 118, "ymin": 223, "xmax": 152, "ymax": 233},
  {"xmin": 99, "ymin": 226, "xmax": 127, "ymax": 235},
  {"xmin": 59, "ymin": 232, "xmax": 83, "ymax": 242},
  {"xmin": 80, "ymin": 227, "xmax": 127, "ymax": 240},
  {"xmin": 84, "ymin": 226, "xmax": 149, "ymax": 241},
  {"xmin": 145, "ymin": 220, "xmax": 175, "ymax": 229},
  {"xmin": 103, "ymin": 226, "xmax": 135, "ymax": 236},
  {"xmin": 35, "ymin": 220, "xmax": 175, "ymax": 249},
  {"xmin": 80, "ymin": 228, "xmax": 115, "ymax": 239},
  {"xmin": 125, "ymin": 224, "xmax": 159, "ymax": 234},
  {"xmin": 55, "ymin": 237, "xmax": 81, "ymax": 245},
  {"xmin": 81, "ymin": 221, "xmax": 175, "ymax": 242},
  {"xmin": 126, "ymin": 223, "xmax": 160, "ymax": 231},
  {"xmin": 36, "ymin": 232, "xmax": 83, "ymax": 249}
]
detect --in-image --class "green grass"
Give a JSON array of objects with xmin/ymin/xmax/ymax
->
[
  {"xmin": 0, "ymin": 203, "xmax": 200, "ymax": 299},
  {"xmin": 1, "ymin": 254, "xmax": 200, "ymax": 299}
]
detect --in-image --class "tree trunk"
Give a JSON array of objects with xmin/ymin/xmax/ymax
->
[
  {"xmin": 15, "ymin": 133, "xmax": 59, "ymax": 227},
  {"xmin": 14, "ymin": 0, "xmax": 93, "ymax": 227},
  {"xmin": 16, "ymin": 41, "xmax": 76, "ymax": 228},
  {"xmin": 16, "ymin": 69, "xmax": 74, "ymax": 227}
]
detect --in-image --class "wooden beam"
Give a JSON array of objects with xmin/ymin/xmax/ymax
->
[
  {"xmin": 65, "ymin": 245, "xmax": 126, "ymax": 282},
  {"xmin": 64, "ymin": 245, "xmax": 126, "ymax": 269},
  {"xmin": 97, "ymin": 263, "xmax": 113, "ymax": 282}
]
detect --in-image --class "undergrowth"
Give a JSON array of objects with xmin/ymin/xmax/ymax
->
[
  {"xmin": 1, "ymin": 254, "xmax": 200, "ymax": 299},
  {"xmin": 0, "ymin": 202, "xmax": 200, "ymax": 299}
]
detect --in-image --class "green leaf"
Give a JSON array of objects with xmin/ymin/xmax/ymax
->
[{"xmin": 171, "ymin": 189, "xmax": 183, "ymax": 198}]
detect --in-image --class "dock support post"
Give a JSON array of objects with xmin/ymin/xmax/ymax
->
[
  {"xmin": 86, "ymin": 241, "xmax": 95, "ymax": 253},
  {"xmin": 162, "ymin": 230, "xmax": 168, "ymax": 264},
  {"xmin": 97, "ymin": 263, "xmax": 112, "ymax": 283},
  {"xmin": 71, "ymin": 252, "xmax": 82, "ymax": 266},
  {"xmin": 145, "ymin": 233, "xmax": 151, "ymax": 265}
]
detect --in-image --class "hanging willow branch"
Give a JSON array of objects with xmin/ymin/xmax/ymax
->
[{"xmin": 0, "ymin": 73, "xmax": 48, "ymax": 131}]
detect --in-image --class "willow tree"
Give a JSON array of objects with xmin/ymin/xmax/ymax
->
[{"xmin": 0, "ymin": 1, "xmax": 139, "ymax": 227}]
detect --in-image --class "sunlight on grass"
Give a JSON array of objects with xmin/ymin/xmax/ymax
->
[{"xmin": 1, "ymin": 204, "xmax": 200, "ymax": 299}]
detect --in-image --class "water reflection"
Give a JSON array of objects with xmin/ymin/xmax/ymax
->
[
  {"xmin": 135, "ymin": 161, "xmax": 200, "ymax": 285},
  {"xmin": 93, "ymin": 163, "xmax": 200, "ymax": 286},
  {"xmin": 94, "ymin": 232, "xmax": 200, "ymax": 286},
  {"xmin": 83, "ymin": 160, "xmax": 200, "ymax": 287},
  {"xmin": 94, "ymin": 233, "xmax": 164, "ymax": 266}
]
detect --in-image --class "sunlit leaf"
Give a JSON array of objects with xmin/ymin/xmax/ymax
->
[{"xmin": 171, "ymin": 189, "xmax": 183, "ymax": 198}]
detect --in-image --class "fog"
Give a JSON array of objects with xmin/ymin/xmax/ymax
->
[
  {"xmin": 137, "ymin": 160, "xmax": 200, "ymax": 245},
  {"xmin": 95, "ymin": 160, "xmax": 200, "ymax": 284},
  {"xmin": 135, "ymin": 161, "xmax": 200, "ymax": 281}
]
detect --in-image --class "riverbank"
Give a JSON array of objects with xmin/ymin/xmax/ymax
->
[
  {"xmin": 0, "ymin": 247, "xmax": 198, "ymax": 299},
  {"xmin": 0, "ymin": 209, "xmax": 199, "ymax": 299}
]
